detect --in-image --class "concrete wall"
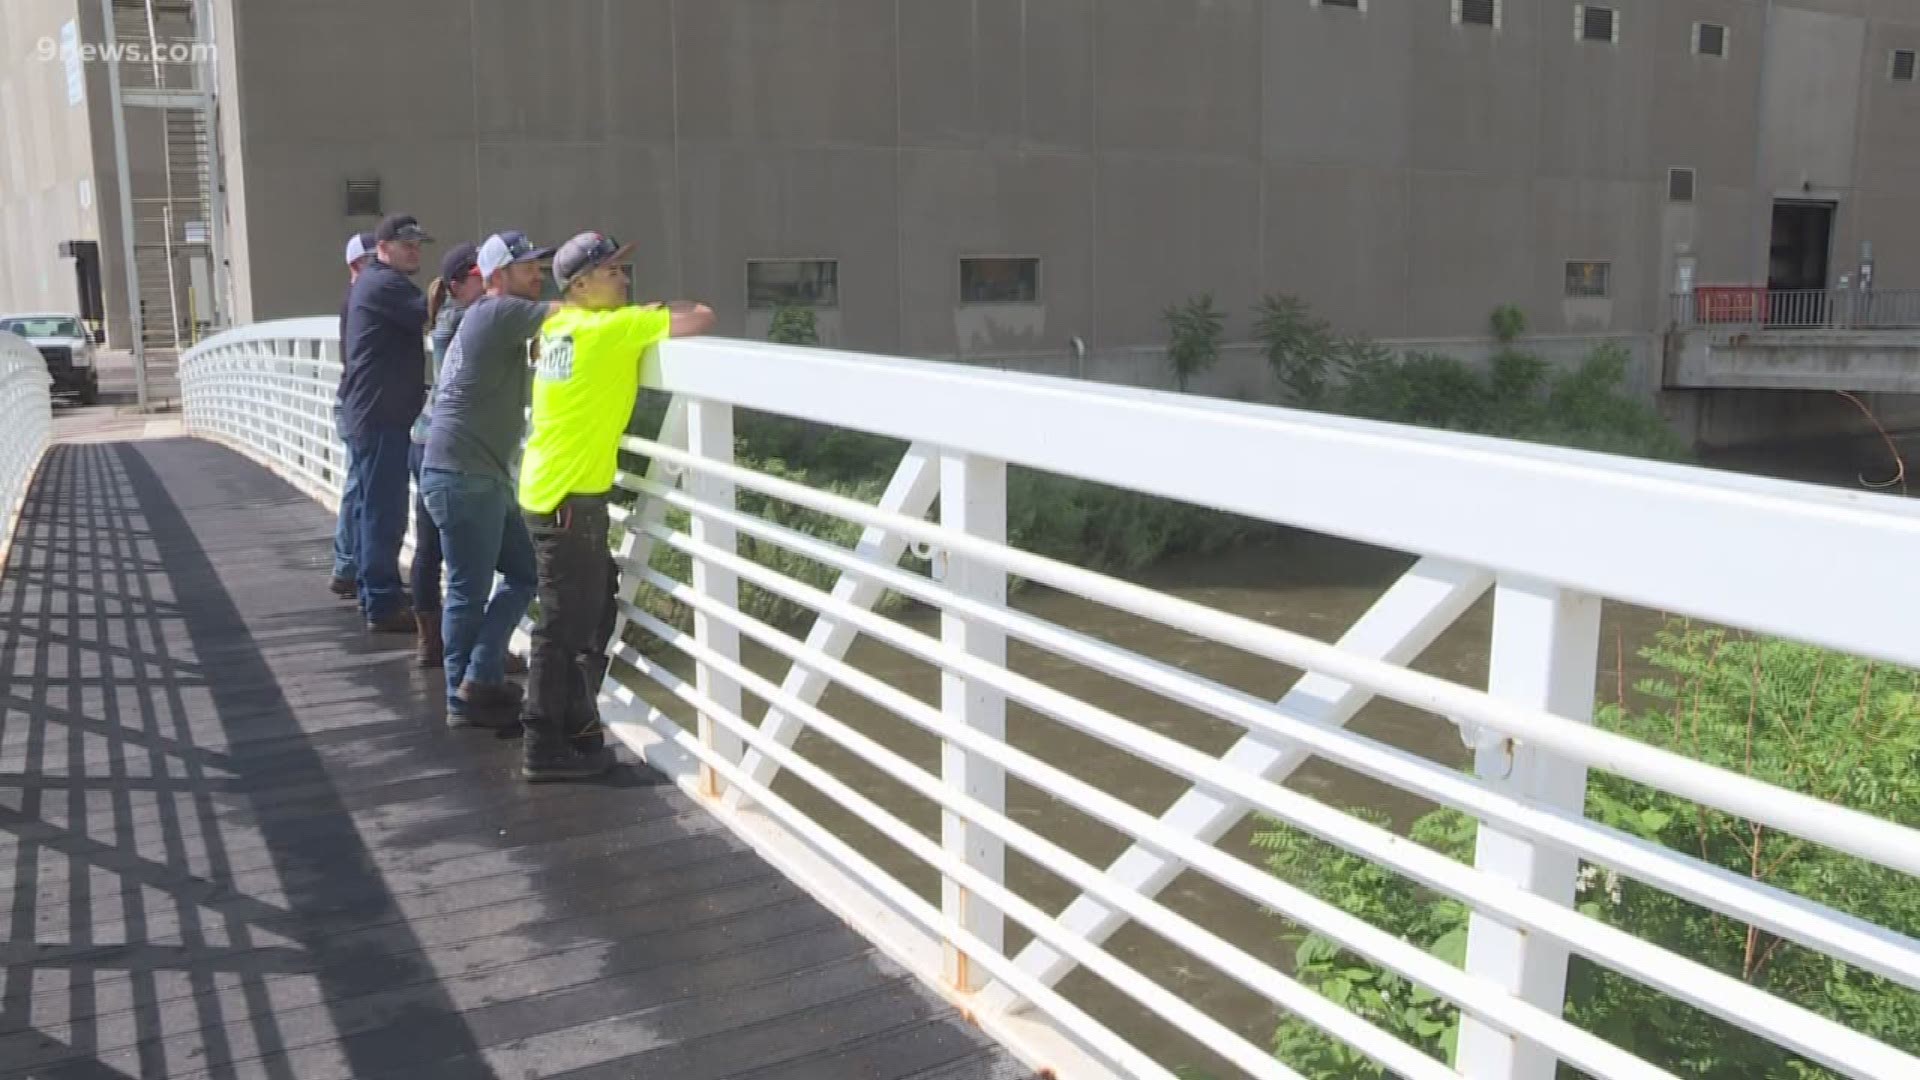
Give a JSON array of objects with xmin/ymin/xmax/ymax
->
[
  {"xmin": 0, "ymin": 0, "xmax": 100, "ymax": 322},
  {"xmin": 208, "ymin": 0, "xmax": 1920, "ymax": 374}
]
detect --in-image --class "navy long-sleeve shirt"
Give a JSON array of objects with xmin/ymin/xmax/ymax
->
[{"xmin": 339, "ymin": 262, "xmax": 428, "ymax": 440}]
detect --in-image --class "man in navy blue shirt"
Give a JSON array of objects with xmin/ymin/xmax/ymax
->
[{"xmin": 340, "ymin": 213, "xmax": 433, "ymax": 632}]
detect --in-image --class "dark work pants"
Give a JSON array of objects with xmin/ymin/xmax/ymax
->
[
  {"xmin": 349, "ymin": 423, "xmax": 413, "ymax": 621},
  {"xmin": 524, "ymin": 494, "xmax": 618, "ymax": 750},
  {"xmin": 408, "ymin": 442, "xmax": 443, "ymax": 616}
]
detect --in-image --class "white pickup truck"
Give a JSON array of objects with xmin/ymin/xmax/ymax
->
[{"xmin": 0, "ymin": 312, "xmax": 99, "ymax": 405}]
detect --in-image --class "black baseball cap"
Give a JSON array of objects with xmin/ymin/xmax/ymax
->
[
  {"xmin": 552, "ymin": 231, "xmax": 634, "ymax": 293},
  {"xmin": 439, "ymin": 241, "xmax": 479, "ymax": 283},
  {"xmin": 376, "ymin": 213, "xmax": 433, "ymax": 243}
]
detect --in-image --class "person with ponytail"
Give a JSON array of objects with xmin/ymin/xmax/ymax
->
[{"xmin": 407, "ymin": 242, "xmax": 482, "ymax": 667}]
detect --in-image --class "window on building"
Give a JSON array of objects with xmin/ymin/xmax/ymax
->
[
  {"xmin": 747, "ymin": 259, "xmax": 839, "ymax": 309},
  {"xmin": 960, "ymin": 257, "xmax": 1040, "ymax": 305},
  {"xmin": 1894, "ymin": 50, "xmax": 1917, "ymax": 83},
  {"xmin": 1313, "ymin": 0, "xmax": 1364, "ymax": 10},
  {"xmin": 1668, "ymin": 167, "xmax": 1696, "ymax": 203},
  {"xmin": 1694, "ymin": 22, "xmax": 1727, "ymax": 58},
  {"xmin": 1455, "ymin": 0, "xmax": 1499, "ymax": 28},
  {"xmin": 1576, "ymin": 5, "xmax": 1619, "ymax": 44},
  {"xmin": 1565, "ymin": 261, "xmax": 1612, "ymax": 299},
  {"xmin": 344, "ymin": 178, "xmax": 381, "ymax": 218}
]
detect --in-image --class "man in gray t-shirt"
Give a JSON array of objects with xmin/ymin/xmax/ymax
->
[{"xmin": 419, "ymin": 230, "xmax": 559, "ymax": 727}]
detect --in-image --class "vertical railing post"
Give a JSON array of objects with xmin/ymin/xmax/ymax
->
[
  {"xmin": 1456, "ymin": 574, "xmax": 1601, "ymax": 1080},
  {"xmin": 939, "ymin": 451, "xmax": 1007, "ymax": 993},
  {"xmin": 687, "ymin": 399, "xmax": 742, "ymax": 798}
]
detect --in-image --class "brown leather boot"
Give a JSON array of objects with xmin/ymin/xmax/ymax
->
[{"xmin": 415, "ymin": 610, "xmax": 443, "ymax": 668}]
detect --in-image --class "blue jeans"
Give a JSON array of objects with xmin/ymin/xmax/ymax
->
[
  {"xmin": 330, "ymin": 402, "xmax": 361, "ymax": 580},
  {"xmin": 408, "ymin": 442, "xmax": 443, "ymax": 614},
  {"xmin": 422, "ymin": 467, "xmax": 536, "ymax": 708},
  {"xmin": 347, "ymin": 423, "xmax": 413, "ymax": 620}
]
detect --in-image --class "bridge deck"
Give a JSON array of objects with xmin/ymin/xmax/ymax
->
[{"xmin": 0, "ymin": 437, "xmax": 1025, "ymax": 1080}]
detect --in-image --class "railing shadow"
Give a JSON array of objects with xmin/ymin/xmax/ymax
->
[{"xmin": 0, "ymin": 441, "xmax": 497, "ymax": 1079}]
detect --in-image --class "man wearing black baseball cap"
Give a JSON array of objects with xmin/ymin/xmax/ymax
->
[
  {"xmin": 329, "ymin": 230, "xmax": 378, "ymax": 600},
  {"xmin": 515, "ymin": 231, "xmax": 714, "ymax": 781},
  {"xmin": 420, "ymin": 230, "xmax": 561, "ymax": 729},
  {"xmin": 340, "ymin": 212, "xmax": 435, "ymax": 633}
]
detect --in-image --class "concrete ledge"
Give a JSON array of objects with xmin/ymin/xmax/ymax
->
[{"xmin": 1668, "ymin": 328, "xmax": 1920, "ymax": 392}]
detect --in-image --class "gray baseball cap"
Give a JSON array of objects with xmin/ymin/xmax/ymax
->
[{"xmin": 552, "ymin": 231, "xmax": 633, "ymax": 293}]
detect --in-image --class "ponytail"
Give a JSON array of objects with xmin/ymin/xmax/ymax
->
[{"xmin": 425, "ymin": 276, "xmax": 448, "ymax": 330}]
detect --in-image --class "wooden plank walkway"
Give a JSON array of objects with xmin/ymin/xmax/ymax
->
[{"xmin": 0, "ymin": 438, "xmax": 1030, "ymax": 1080}]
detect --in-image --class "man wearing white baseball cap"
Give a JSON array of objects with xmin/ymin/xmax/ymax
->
[
  {"xmin": 420, "ymin": 230, "xmax": 560, "ymax": 728},
  {"xmin": 328, "ymin": 231, "xmax": 378, "ymax": 599}
]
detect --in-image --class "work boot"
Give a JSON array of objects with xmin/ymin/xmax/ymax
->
[
  {"xmin": 523, "ymin": 737, "xmax": 614, "ymax": 783},
  {"xmin": 458, "ymin": 679, "xmax": 523, "ymax": 710},
  {"xmin": 329, "ymin": 575, "xmax": 357, "ymax": 599},
  {"xmin": 414, "ymin": 611, "xmax": 443, "ymax": 668},
  {"xmin": 366, "ymin": 606, "xmax": 415, "ymax": 634}
]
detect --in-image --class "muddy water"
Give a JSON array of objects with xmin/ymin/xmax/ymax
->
[{"xmin": 634, "ymin": 519, "xmax": 1686, "ymax": 1073}]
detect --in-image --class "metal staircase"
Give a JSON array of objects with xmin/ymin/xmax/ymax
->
[{"xmin": 110, "ymin": 0, "xmax": 220, "ymax": 353}]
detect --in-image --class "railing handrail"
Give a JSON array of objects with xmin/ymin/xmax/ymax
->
[
  {"xmin": 647, "ymin": 336, "xmax": 1920, "ymax": 670},
  {"xmin": 0, "ymin": 331, "xmax": 53, "ymax": 575},
  {"xmin": 178, "ymin": 318, "xmax": 1920, "ymax": 1080}
]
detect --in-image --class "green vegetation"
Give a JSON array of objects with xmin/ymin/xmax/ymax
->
[
  {"xmin": 1164, "ymin": 294, "xmax": 1227, "ymax": 392},
  {"xmin": 1255, "ymin": 623, "xmax": 1920, "ymax": 1079},
  {"xmin": 1251, "ymin": 296, "xmax": 1691, "ymax": 461},
  {"xmin": 767, "ymin": 304, "xmax": 819, "ymax": 346}
]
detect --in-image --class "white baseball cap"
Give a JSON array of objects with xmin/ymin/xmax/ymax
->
[
  {"xmin": 343, "ymin": 232, "xmax": 375, "ymax": 267},
  {"xmin": 476, "ymin": 230, "xmax": 554, "ymax": 280}
]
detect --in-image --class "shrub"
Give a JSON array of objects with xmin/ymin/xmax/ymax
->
[{"xmin": 1257, "ymin": 623, "xmax": 1920, "ymax": 1079}]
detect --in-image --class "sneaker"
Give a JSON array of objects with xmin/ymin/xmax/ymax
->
[
  {"xmin": 366, "ymin": 607, "xmax": 416, "ymax": 634},
  {"xmin": 522, "ymin": 741, "xmax": 614, "ymax": 783},
  {"xmin": 329, "ymin": 575, "xmax": 357, "ymax": 599}
]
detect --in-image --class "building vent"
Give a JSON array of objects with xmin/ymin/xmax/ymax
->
[
  {"xmin": 1566, "ymin": 261, "xmax": 1612, "ymax": 299},
  {"xmin": 1315, "ymin": 0, "xmax": 1363, "ymax": 9},
  {"xmin": 1894, "ymin": 50, "xmax": 1917, "ymax": 82},
  {"xmin": 1577, "ymin": 5, "xmax": 1619, "ymax": 44},
  {"xmin": 1695, "ymin": 22, "xmax": 1727, "ymax": 58},
  {"xmin": 1456, "ymin": 0, "xmax": 1498, "ymax": 28},
  {"xmin": 344, "ymin": 178, "xmax": 381, "ymax": 218},
  {"xmin": 1668, "ymin": 168, "xmax": 1696, "ymax": 203}
]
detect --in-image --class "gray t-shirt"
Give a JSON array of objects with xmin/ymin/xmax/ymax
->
[{"xmin": 422, "ymin": 295, "xmax": 550, "ymax": 484}]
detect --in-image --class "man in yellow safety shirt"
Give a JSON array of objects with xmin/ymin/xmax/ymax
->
[{"xmin": 516, "ymin": 231, "xmax": 715, "ymax": 782}]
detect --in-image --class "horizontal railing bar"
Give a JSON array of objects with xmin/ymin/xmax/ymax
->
[
  {"xmin": 639, "ymin": 518, "xmax": 1918, "ymax": 1077},
  {"xmin": 624, "ymin": 568, "xmax": 1651, "ymax": 1079},
  {"xmin": 633, "ymin": 478, "xmax": 1920, "ymax": 992},
  {"xmin": 607, "ymin": 643, "xmax": 1191, "ymax": 1080},
  {"xmin": 624, "ymin": 438, "xmax": 1920, "ymax": 882},
  {"xmin": 621, "ymin": 605, "xmax": 1329, "ymax": 1080},
  {"xmin": 643, "ymin": 337, "xmax": 1920, "ymax": 671}
]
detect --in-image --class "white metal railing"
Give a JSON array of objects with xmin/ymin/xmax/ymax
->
[
  {"xmin": 180, "ymin": 320, "xmax": 1920, "ymax": 1080},
  {"xmin": 0, "ymin": 330, "xmax": 53, "ymax": 573},
  {"xmin": 1672, "ymin": 286, "xmax": 1920, "ymax": 331}
]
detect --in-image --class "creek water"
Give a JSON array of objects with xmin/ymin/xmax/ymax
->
[{"xmin": 628, "ymin": 438, "xmax": 1882, "ymax": 1076}]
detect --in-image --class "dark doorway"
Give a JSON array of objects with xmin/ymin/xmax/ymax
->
[
  {"xmin": 1767, "ymin": 201, "xmax": 1834, "ymax": 326},
  {"xmin": 58, "ymin": 239, "xmax": 105, "ymax": 343}
]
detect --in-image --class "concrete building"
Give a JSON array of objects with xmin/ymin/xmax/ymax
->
[
  {"xmin": 8, "ymin": 1, "xmax": 1920, "ymax": 416},
  {"xmin": 0, "ymin": 0, "xmax": 215, "ymax": 353}
]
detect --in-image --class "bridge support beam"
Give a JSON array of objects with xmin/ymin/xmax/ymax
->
[
  {"xmin": 687, "ymin": 399, "xmax": 743, "ymax": 797},
  {"xmin": 991, "ymin": 556, "xmax": 1491, "ymax": 1011},
  {"xmin": 938, "ymin": 451, "xmax": 1007, "ymax": 992},
  {"xmin": 722, "ymin": 443, "xmax": 942, "ymax": 810},
  {"xmin": 1455, "ymin": 575, "xmax": 1601, "ymax": 1080}
]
